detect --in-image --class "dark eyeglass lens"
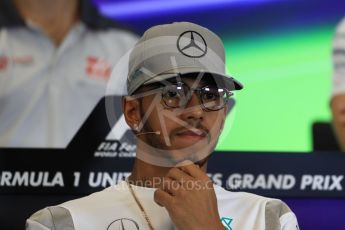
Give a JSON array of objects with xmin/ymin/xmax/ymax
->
[
  {"xmin": 200, "ymin": 87, "xmax": 227, "ymax": 110},
  {"xmin": 162, "ymin": 85, "xmax": 186, "ymax": 108}
]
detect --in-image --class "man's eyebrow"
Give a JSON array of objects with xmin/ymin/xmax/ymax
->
[
  {"xmin": 165, "ymin": 78, "xmax": 178, "ymax": 84},
  {"xmin": 193, "ymin": 79, "xmax": 216, "ymax": 88}
]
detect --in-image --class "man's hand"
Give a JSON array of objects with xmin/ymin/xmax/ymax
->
[{"xmin": 153, "ymin": 161, "xmax": 225, "ymax": 230}]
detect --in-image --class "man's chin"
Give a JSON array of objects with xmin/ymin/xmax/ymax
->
[
  {"xmin": 136, "ymin": 137, "xmax": 215, "ymax": 167},
  {"xmin": 167, "ymin": 146, "xmax": 212, "ymax": 164}
]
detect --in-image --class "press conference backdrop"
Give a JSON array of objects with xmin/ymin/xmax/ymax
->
[{"xmin": 2, "ymin": 1, "xmax": 345, "ymax": 230}]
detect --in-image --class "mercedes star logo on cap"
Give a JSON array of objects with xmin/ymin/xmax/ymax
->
[{"xmin": 177, "ymin": 31, "xmax": 207, "ymax": 58}]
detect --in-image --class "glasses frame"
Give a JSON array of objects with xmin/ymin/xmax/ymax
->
[{"xmin": 159, "ymin": 81, "xmax": 233, "ymax": 111}]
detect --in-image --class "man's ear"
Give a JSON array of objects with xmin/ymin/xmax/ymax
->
[
  {"xmin": 122, "ymin": 96, "xmax": 141, "ymax": 130},
  {"xmin": 220, "ymin": 103, "xmax": 230, "ymax": 134},
  {"xmin": 224, "ymin": 104, "xmax": 229, "ymax": 115},
  {"xmin": 225, "ymin": 98, "xmax": 235, "ymax": 114},
  {"xmin": 223, "ymin": 102, "xmax": 231, "ymax": 122}
]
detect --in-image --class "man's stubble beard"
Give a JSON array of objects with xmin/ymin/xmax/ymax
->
[{"xmin": 138, "ymin": 105, "xmax": 221, "ymax": 166}]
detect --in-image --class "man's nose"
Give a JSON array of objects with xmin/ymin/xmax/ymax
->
[{"xmin": 181, "ymin": 92, "xmax": 204, "ymax": 120}]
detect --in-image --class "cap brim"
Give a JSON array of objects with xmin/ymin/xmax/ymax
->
[{"xmin": 143, "ymin": 68, "xmax": 243, "ymax": 91}]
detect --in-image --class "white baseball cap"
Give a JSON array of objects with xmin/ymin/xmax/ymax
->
[{"xmin": 127, "ymin": 22, "xmax": 243, "ymax": 95}]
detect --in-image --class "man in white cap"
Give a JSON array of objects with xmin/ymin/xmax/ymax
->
[{"xmin": 26, "ymin": 22, "xmax": 299, "ymax": 230}]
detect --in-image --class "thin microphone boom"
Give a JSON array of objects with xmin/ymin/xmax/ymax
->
[{"xmin": 135, "ymin": 131, "xmax": 161, "ymax": 136}]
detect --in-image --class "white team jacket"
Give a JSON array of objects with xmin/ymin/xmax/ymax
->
[{"xmin": 26, "ymin": 181, "xmax": 299, "ymax": 230}]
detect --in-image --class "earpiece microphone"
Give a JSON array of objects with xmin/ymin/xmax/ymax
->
[
  {"xmin": 135, "ymin": 131, "xmax": 161, "ymax": 136},
  {"xmin": 133, "ymin": 123, "xmax": 160, "ymax": 136}
]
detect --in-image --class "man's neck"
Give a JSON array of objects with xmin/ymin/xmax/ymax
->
[
  {"xmin": 128, "ymin": 158, "xmax": 208, "ymax": 188},
  {"xmin": 14, "ymin": 0, "xmax": 79, "ymax": 46}
]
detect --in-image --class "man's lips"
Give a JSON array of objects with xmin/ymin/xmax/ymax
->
[{"xmin": 175, "ymin": 129, "xmax": 207, "ymax": 137}]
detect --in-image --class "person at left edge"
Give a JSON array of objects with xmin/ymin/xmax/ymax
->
[{"xmin": 0, "ymin": 0, "xmax": 138, "ymax": 147}]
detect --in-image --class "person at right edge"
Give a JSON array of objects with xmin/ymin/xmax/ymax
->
[{"xmin": 331, "ymin": 17, "xmax": 345, "ymax": 151}]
